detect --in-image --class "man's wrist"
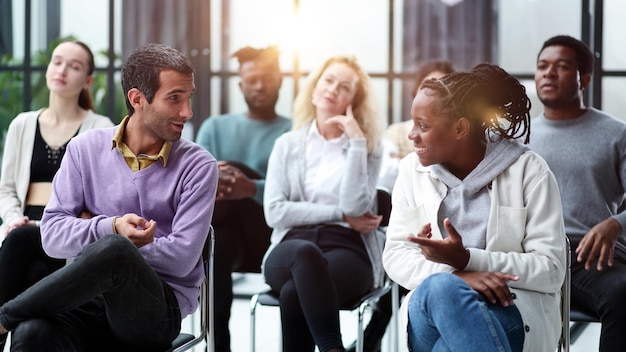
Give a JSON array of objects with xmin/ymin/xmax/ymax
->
[{"xmin": 112, "ymin": 216, "xmax": 120, "ymax": 235}]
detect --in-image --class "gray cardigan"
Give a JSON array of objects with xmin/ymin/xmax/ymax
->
[{"xmin": 262, "ymin": 123, "xmax": 385, "ymax": 287}]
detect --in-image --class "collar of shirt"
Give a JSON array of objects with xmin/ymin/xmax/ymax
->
[
  {"xmin": 306, "ymin": 120, "xmax": 349, "ymax": 148},
  {"xmin": 110, "ymin": 116, "xmax": 172, "ymax": 171}
]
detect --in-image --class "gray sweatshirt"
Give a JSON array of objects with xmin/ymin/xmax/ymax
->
[{"xmin": 530, "ymin": 108, "xmax": 626, "ymax": 258}]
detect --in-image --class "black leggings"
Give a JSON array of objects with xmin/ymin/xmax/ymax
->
[
  {"xmin": 264, "ymin": 225, "xmax": 373, "ymax": 352},
  {"xmin": 0, "ymin": 225, "xmax": 65, "ymax": 306}
]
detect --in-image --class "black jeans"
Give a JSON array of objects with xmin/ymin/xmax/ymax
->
[
  {"xmin": 212, "ymin": 161, "xmax": 272, "ymax": 352},
  {"xmin": 264, "ymin": 225, "xmax": 373, "ymax": 352},
  {"xmin": 0, "ymin": 235, "xmax": 181, "ymax": 351},
  {"xmin": 570, "ymin": 237, "xmax": 626, "ymax": 352}
]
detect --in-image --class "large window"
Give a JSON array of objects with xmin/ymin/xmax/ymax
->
[{"xmin": 2, "ymin": 0, "xmax": 626, "ymax": 157}]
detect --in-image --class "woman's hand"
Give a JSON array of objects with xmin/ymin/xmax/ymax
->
[
  {"xmin": 5, "ymin": 216, "xmax": 32, "ymax": 236},
  {"xmin": 453, "ymin": 271, "xmax": 519, "ymax": 307},
  {"xmin": 407, "ymin": 218, "xmax": 469, "ymax": 270},
  {"xmin": 325, "ymin": 105, "xmax": 365, "ymax": 139},
  {"xmin": 343, "ymin": 212, "xmax": 382, "ymax": 233}
]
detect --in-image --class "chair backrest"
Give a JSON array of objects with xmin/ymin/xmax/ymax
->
[
  {"xmin": 376, "ymin": 187, "xmax": 392, "ymax": 227},
  {"xmin": 558, "ymin": 235, "xmax": 571, "ymax": 352}
]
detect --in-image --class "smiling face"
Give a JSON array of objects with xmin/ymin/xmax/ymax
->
[
  {"xmin": 408, "ymin": 89, "xmax": 460, "ymax": 167},
  {"xmin": 535, "ymin": 45, "xmax": 589, "ymax": 109},
  {"xmin": 312, "ymin": 62, "xmax": 359, "ymax": 117},
  {"xmin": 141, "ymin": 70, "xmax": 195, "ymax": 142},
  {"xmin": 45, "ymin": 41, "xmax": 94, "ymax": 98}
]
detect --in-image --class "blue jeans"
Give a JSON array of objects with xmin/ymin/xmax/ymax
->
[
  {"xmin": 0, "ymin": 235, "xmax": 181, "ymax": 351},
  {"xmin": 407, "ymin": 273, "xmax": 524, "ymax": 352}
]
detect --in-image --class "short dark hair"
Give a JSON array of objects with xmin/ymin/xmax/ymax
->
[
  {"xmin": 121, "ymin": 43, "xmax": 194, "ymax": 116},
  {"xmin": 538, "ymin": 35, "xmax": 594, "ymax": 75},
  {"xmin": 231, "ymin": 46, "xmax": 280, "ymax": 70}
]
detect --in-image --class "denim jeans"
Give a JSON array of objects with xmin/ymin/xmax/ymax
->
[
  {"xmin": 0, "ymin": 235, "xmax": 181, "ymax": 351},
  {"xmin": 407, "ymin": 273, "xmax": 524, "ymax": 352}
]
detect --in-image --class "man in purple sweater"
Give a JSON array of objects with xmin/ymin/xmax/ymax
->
[{"xmin": 0, "ymin": 43, "xmax": 218, "ymax": 351}]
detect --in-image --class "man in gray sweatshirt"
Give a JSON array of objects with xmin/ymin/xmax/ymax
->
[{"xmin": 530, "ymin": 35, "xmax": 626, "ymax": 352}]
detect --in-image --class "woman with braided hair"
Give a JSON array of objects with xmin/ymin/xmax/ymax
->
[{"xmin": 383, "ymin": 62, "xmax": 567, "ymax": 352}]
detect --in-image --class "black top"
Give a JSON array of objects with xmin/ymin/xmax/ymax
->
[{"xmin": 30, "ymin": 119, "xmax": 78, "ymax": 182}]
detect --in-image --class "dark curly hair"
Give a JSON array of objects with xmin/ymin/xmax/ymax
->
[
  {"xmin": 420, "ymin": 62, "xmax": 531, "ymax": 143},
  {"xmin": 232, "ymin": 46, "xmax": 280, "ymax": 71}
]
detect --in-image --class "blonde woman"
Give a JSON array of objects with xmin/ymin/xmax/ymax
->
[
  {"xmin": 262, "ymin": 55, "xmax": 383, "ymax": 352},
  {"xmin": 0, "ymin": 40, "xmax": 112, "ymax": 350}
]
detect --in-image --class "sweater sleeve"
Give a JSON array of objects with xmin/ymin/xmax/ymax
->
[
  {"xmin": 382, "ymin": 156, "xmax": 456, "ymax": 290},
  {"xmin": 0, "ymin": 115, "xmax": 28, "ymax": 230},
  {"xmin": 41, "ymin": 139, "xmax": 101, "ymax": 258}
]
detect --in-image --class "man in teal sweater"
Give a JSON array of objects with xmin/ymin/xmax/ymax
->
[{"xmin": 196, "ymin": 46, "xmax": 291, "ymax": 352}]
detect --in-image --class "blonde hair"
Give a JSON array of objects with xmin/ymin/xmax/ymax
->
[{"xmin": 292, "ymin": 55, "xmax": 382, "ymax": 152}]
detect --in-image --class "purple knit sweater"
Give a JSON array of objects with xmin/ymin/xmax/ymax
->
[{"xmin": 41, "ymin": 126, "xmax": 217, "ymax": 317}]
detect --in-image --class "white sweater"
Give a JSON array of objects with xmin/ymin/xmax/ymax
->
[{"xmin": 383, "ymin": 151, "xmax": 567, "ymax": 352}]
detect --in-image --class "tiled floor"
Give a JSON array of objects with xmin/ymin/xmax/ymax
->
[{"xmin": 0, "ymin": 273, "xmax": 602, "ymax": 351}]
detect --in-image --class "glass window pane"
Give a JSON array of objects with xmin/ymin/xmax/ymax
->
[
  {"xmin": 226, "ymin": 0, "xmax": 295, "ymax": 71},
  {"xmin": 498, "ymin": 0, "xmax": 581, "ymax": 74},
  {"xmin": 295, "ymin": 0, "xmax": 389, "ymax": 72},
  {"xmin": 603, "ymin": 0, "xmax": 626, "ymax": 70},
  {"xmin": 227, "ymin": 0, "xmax": 389, "ymax": 73},
  {"xmin": 60, "ymin": 0, "xmax": 111, "ymax": 67},
  {"xmin": 602, "ymin": 78, "xmax": 626, "ymax": 122}
]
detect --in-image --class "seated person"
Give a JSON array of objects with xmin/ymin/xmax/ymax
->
[
  {"xmin": 530, "ymin": 35, "xmax": 626, "ymax": 352},
  {"xmin": 0, "ymin": 43, "xmax": 217, "ymax": 351},
  {"xmin": 0, "ymin": 39, "xmax": 113, "ymax": 350},
  {"xmin": 378, "ymin": 60, "xmax": 454, "ymax": 191},
  {"xmin": 355, "ymin": 60, "xmax": 456, "ymax": 352},
  {"xmin": 195, "ymin": 45, "xmax": 291, "ymax": 352},
  {"xmin": 383, "ymin": 63, "xmax": 567, "ymax": 351},
  {"xmin": 262, "ymin": 55, "xmax": 384, "ymax": 352}
]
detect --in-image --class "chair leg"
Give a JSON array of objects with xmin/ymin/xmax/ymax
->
[
  {"xmin": 356, "ymin": 302, "xmax": 368, "ymax": 352},
  {"xmin": 249, "ymin": 294, "xmax": 259, "ymax": 352},
  {"xmin": 569, "ymin": 321, "xmax": 589, "ymax": 346},
  {"xmin": 390, "ymin": 282, "xmax": 399, "ymax": 352}
]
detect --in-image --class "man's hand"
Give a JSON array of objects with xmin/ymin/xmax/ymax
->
[
  {"xmin": 576, "ymin": 217, "xmax": 622, "ymax": 271},
  {"xmin": 343, "ymin": 212, "xmax": 382, "ymax": 233},
  {"xmin": 453, "ymin": 271, "xmax": 519, "ymax": 307},
  {"xmin": 113, "ymin": 213, "xmax": 156, "ymax": 248},
  {"xmin": 216, "ymin": 161, "xmax": 256, "ymax": 200},
  {"xmin": 407, "ymin": 218, "xmax": 469, "ymax": 270}
]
